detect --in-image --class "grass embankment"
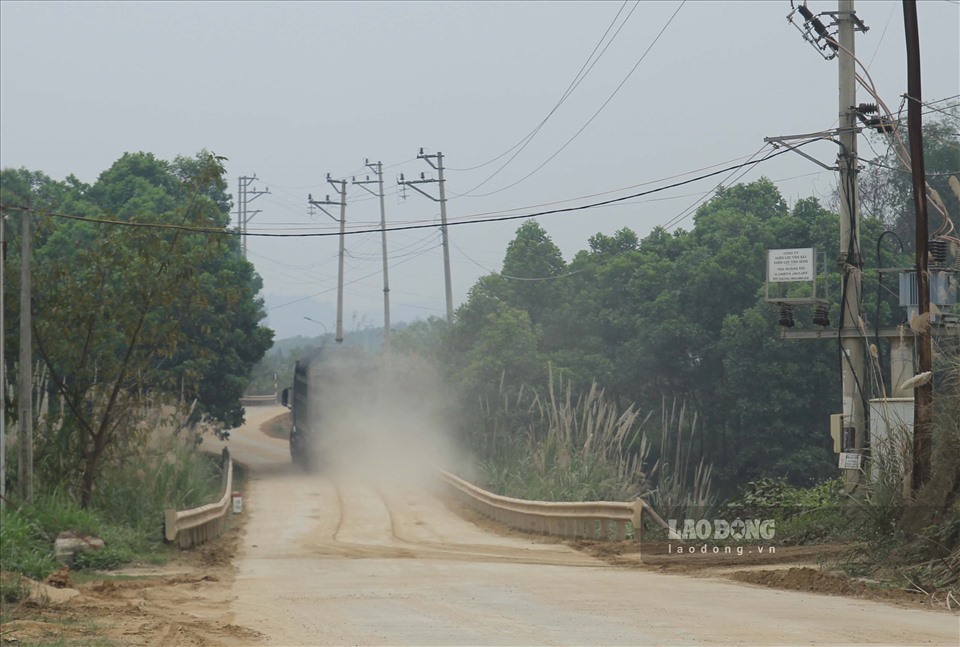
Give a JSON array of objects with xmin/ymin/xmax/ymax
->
[{"xmin": 260, "ymin": 411, "xmax": 291, "ymax": 440}]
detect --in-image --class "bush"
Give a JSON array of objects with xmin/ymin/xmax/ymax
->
[
  {"xmin": 724, "ymin": 476, "xmax": 850, "ymax": 545},
  {"xmin": 1, "ymin": 442, "xmax": 222, "ymax": 580},
  {"xmin": 0, "ymin": 507, "xmax": 58, "ymax": 580}
]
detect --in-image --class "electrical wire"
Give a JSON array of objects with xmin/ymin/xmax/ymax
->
[
  {"xmin": 451, "ymin": 239, "xmax": 586, "ymax": 282},
  {"xmin": 10, "ymin": 142, "xmax": 808, "ymax": 240},
  {"xmin": 902, "ymin": 94, "xmax": 960, "ymax": 118},
  {"xmin": 446, "ymin": 1, "xmax": 634, "ymax": 174},
  {"xmin": 864, "ymin": 1, "xmax": 896, "ymax": 70},
  {"xmin": 821, "ymin": 34, "xmax": 954, "ymax": 237},
  {"xmin": 451, "ymin": 0, "xmax": 686, "ymax": 199},
  {"xmin": 267, "ymin": 240, "xmax": 442, "ymax": 311},
  {"xmin": 660, "ymin": 144, "xmax": 773, "ymax": 231}
]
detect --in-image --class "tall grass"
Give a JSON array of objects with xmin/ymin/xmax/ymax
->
[
  {"xmin": 835, "ymin": 349, "xmax": 960, "ymax": 596},
  {"xmin": 473, "ymin": 366, "xmax": 715, "ymax": 510},
  {"xmin": 1, "ymin": 417, "xmax": 223, "ymax": 580},
  {"xmin": 475, "ymin": 367, "xmax": 650, "ymax": 501},
  {"xmin": 646, "ymin": 397, "xmax": 716, "ymax": 520}
]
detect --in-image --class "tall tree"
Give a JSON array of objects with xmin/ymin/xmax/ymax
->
[{"xmin": 0, "ymin": 151, "xmax": 273, "ymax": 505}]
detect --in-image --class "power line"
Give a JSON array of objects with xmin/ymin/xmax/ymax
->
[
  {"xmin": 451, "ymin": 240, "xmax": 587, "ymax": 282},
  {"xmin": 267, "ymin": 240, "xmax": 442, "ymax": 312},
  {"xmin": 446, "ymin": 1, "xmax": 634, "ymax": 174},
  {"xmin": 452, "ymin": 0, "xmax": 686, "ymax": 199},
  {"xmin": 8, "ymin": 143, "xmax": 808, "ymax": 240},
  {"xmin": 660, "ymin": 144, "xmax": 773, "ymax": 231},
  {"xmin": 902, "ymin": 94, "xmax": 960, "ymax": 118}
]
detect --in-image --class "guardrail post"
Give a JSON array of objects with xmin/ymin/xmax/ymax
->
[
  {"xmin": 631, "ymin": 499, "xmax": 644, "ymax": 542},
  {"xmin": 164, "ymin": 508, "xmax": 178, "ymax": 542},
  {"xmin": 615, "ymin": 520, "xmax": 626, "ymax": 541}
]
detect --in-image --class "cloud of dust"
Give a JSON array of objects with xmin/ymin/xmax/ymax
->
[{"xmin": 303, "ymin": 347, "xmax": 463, "ymax": 490}]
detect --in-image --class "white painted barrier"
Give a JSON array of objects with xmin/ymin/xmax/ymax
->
[
  {"xmin": 240, "ymin": 394, "xmax": 277, "ymax": 406},
  {"xmin": 164, "ymin": 449, "xmax": 234, "ymax": 548}
]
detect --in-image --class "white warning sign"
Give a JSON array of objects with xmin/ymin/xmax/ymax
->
[{"xmin": 768, "ymin": 248, "xmax": 815, "ymax": 283}]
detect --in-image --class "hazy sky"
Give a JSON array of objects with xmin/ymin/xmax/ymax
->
[{"xmin": 2, "ymin": 1, "xmax": 958, "ymax": 339}]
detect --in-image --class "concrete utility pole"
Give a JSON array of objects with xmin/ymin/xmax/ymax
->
[
  {"xmin": 18, "ymin": 208, "xmax": 32, "ymax": 503},
  {"xmin": 236, "ymin": 175, "xmax": 269, "ymax": 258},
  {"xmin": 353, "ymin": 160, "xmax": 391, "ymax": 350},
  {"xmin": 835, "ymin": 0, "xmax": 868, "ymax": 487},
  {"xmin": 902, "ymin": 0, "xmax": 933, "ymax": 492},
  {"xmin": 398, "ymin": 149, "xmax": 454, "ymax": 322},
  {"xmin": 308, "ymin": 177, "xmax": 347, "ymax": 343}
]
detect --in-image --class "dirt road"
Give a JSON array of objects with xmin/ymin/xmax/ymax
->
[{"xmin": 215, "ymin": 405, "xmax": 958, "ymax": 646}]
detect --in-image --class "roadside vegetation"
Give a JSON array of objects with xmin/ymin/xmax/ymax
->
[
  {"xmin": 0, "ymin": 152, "xmax": 271, "ymax": 617},
  {"xmin": 387, "ymin": 115, "xmax": 959, "ymax": 601}
]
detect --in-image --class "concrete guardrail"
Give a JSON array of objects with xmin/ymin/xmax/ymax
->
[
  {"xmin": 439, "ymin": 469, "xmax": 679, "ymax": 541},
  {"xmin": 164, "ymin": 448, "xmax": 234, "ymax": 548},
  {"xmin": 240, "ymin": 394, "xmax": 277, "ymax": 406}
]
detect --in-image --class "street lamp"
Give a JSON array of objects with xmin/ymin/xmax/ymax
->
[{"xmin": 303, "ymin": 316, "xmax": 328, "ymax": 338}]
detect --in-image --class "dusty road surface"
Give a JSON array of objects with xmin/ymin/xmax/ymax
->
[{"xmin": 210, "ymin": 405, "xmax": 959, "ymax": 647}]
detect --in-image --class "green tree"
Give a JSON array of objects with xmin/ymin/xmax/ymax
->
[
  {"xmin": 1, "ymin": 151, "xmax": 272, "ymax": 505},
  {"xmin": 857, "ymin": 112, "xmax": 959, "ymax": 252}
]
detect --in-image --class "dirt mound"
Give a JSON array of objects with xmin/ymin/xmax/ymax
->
[
  {"xmin": 44, "ymin": 566, "xmax": 73, "ymax": 589},
  {"xmin": 731, "ymin": 567, "xmax": 933, "ymax": 606},
  {"xmin": 734, "ymin": 567, "xmax": 860, "ymax": 593}
]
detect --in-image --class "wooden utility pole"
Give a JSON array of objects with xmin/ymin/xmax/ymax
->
[
  {"xmin": 902, "ymin": 0, "xmax": 932, "ymax": 492},
  {"xmin": 18, "ymin": 208, "xmax": 33, "ymax": 503}
]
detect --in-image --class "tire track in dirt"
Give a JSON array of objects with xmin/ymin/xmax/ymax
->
[
  {"xmin": 331, "ymin": 479, "xmax": 345, "ymax": 542},
  {"xmin": 372, "ymin": 483, "xmax": 601, "ymax": 566},
  {"xmin": 218, "ymin": 408, "xmax": 960, "ymax": 646}
]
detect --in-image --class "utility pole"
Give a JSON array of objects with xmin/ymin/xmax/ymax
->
[
  {"xmin": 902, "ymin": 0, "xmax": 932, "ymax": 492},
  {"xmin": 309, "ymin": 176, "xmax": 347, "ymax": 343},
  {"xmin": 18, "ymin": 208, "xmax": 32, "ymax": 503},
  {"xmin": 353, "ymin": 160, "xmax": 391, "ymax": 350},
  {"xmin": 236, "ymin": 175, "xmax": 269, "ymax": 258},
  {"xmin": 0, "ymin": 213, "xmax": 5, "ymax": 507},
  {"xmin": 398, "ymin": 149, "xmax": 454, "ymax": 322},
  {"xmin": 836, "ymin": 0, "xmax": 867, "ymax": 488},
  {"xmin": 781, "ymin": 1, "xmax": 870, "ymax": 486}
]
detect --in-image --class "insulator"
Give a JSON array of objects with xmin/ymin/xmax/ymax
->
[
  {"xmin": 813, "ymin": 302, "xmax": 831, "ymax": 327},
  {"xmin": 857, "ymin": 103, "xmax": 879, "ymax": 115},
  {"xmin": 929, "ymin": 238, "xmax": 948, "ymax": 266},
  {"xmin": 777, "ymin": 303, "xmax": 796, "ymax": 328}
]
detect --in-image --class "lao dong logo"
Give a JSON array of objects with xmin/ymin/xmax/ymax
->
[{"xmin": 667, "ymin": 518, "xmax": 776, "ymax": 541}]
